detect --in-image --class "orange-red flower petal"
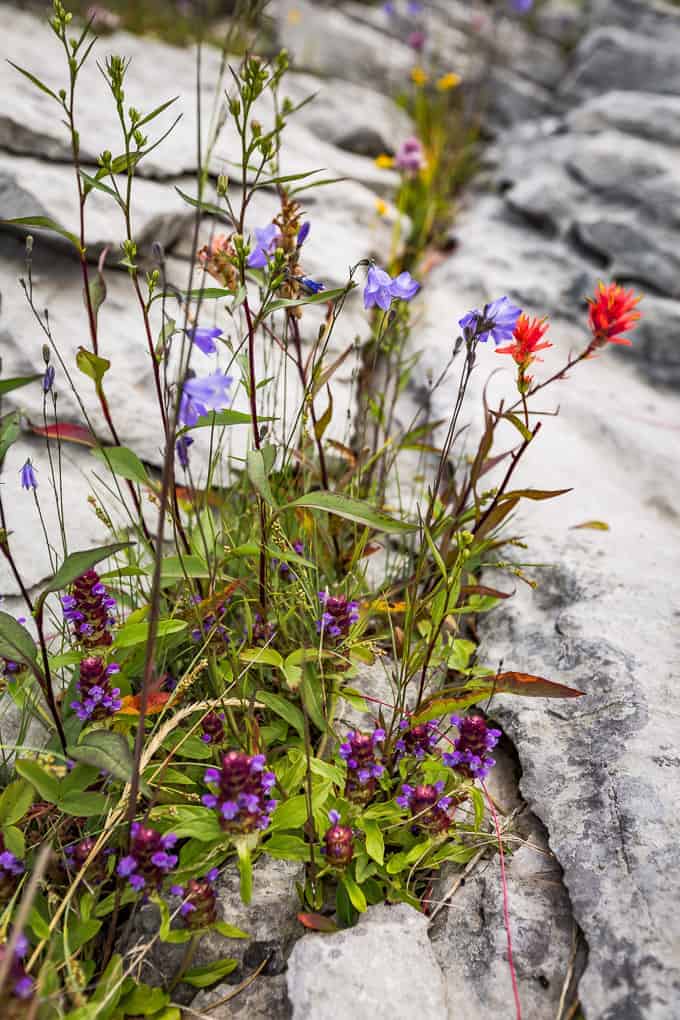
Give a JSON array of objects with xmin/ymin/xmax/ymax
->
[
  {"xmin": 496, "ymin": 313, "xmax": 551, "ymax": 366},
  {"xmin": 587, "ymin": 282, "xmax": 641, "ymax": 347}
]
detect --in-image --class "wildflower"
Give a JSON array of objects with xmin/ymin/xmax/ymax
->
[
  {"xmin": 297, "ymin": 222, "xmax": 310, "ymax": 245},
  {"xmin": 443, "ymin": 715, "xmax": 501, "ymax": 780},
  {"xmin": 395, "ymin": 136, "xmax": 427, "ymax": 173},
  {"xmin": 394, "ymin": 719, "xmax": 439, "ymax": 760},
  {"xmin": 19, "ymin": 460, "xmax": 37, "ymax": 491},
  {"xmin": 407, "ymin": 0, "xmax": 423, "ymax": 12},
  {"xmin": 176, "ymin": 434, "xmax": 193, "ymax": 470},
  {"xmin": 64, "ymin": 837, "xmax": 107, "ymax": 882},
  {"xmin": 275, "ymin": 539, "xmax": 304, "ymax": 579},
  {"xmin": 43, "ymin": 365, "xmax": 55, "ymax": 392},
  {"xmin": 117, "ymin": 824, "xmax": 179, "ymax": 893},
  {"xmin": 70, "ymin": 656, "xmax": 122, "ymax": 722},
  {"xmin": 459, "ymin": 296, "xmax": 522, "ymax": 345},
  {"xmin": 202, "ymin": 751, "xmax": 277, "ymax": 835},
  {"xmin": 300, "ymin": 276, "xmax": 324, "ymax": 294},
  {"xmin": 363, "ymin": 266, "xmax": 420, "ymax": 310},
  {"xmin": 247, "ymin": 223, "xmax": 280, "ymax": 269},
  {"xmin": 396, "ymin": 781, "xmax": 457, "ymax": 833},
  {"xmin": 375, "ymin": 153, "xmax": 395, "ymax": 169},
  {"xmin": 171, "ymin": 868, "xmax": 219, "ymax": 928},
  {"xmin": 0, "ymin": 934, "xmax": 35, "ymax": 1008},
  {"xmin": 197, "ymin": 233, "xmax": 239, "ymax": 289},
  {"xmin": 382, "ymin": 1, "xmax": 396, "ymax": 13},
  {"xmin": 340, "ymin": 728, "xmax": 385, "ymax": 804},
  {"xmin": 437, "ymin": 72, "xmax": 462, "ymax": 91},
  {"xmin": 375, "ymin": 198, "xmax": 389, "ymax": 217},
  {"xmin": 201, "ymin": 711, "xmax": 226, "ymax": 745},
  {"xmin": 61, "ymin": 569, "xmax": 117, "ymax": 648},
  {"xmin": 179, "ymin": 372, "xmax": 233, "ymax": 427},
  {"xmin": 0, "ymin": 837, "xmax": 24, "ymax": 902},
  {"xmin": 510, "ymin": 0, "xmax": 534, "ymax": 12},
  {"xmin": 322, "ymin": 811, "xmax": 354, "ymax": 868},
  {"xmin": 189, "ymin": 326, "xmax": 222, "ymax": 355},
  {"xmin": 408, "ymin": 30, "xmax": 426, "ymax": 51},
  {"xmin": 587, "ymin": 282, "xmax": 641, "ymax": 349},
  {"xmin": 252, "ymin": 612, "xmax": 276, "ymax": 645},
  {"xmin": 410, "ymin": 66, "xmax": 429, "ymax": 86},
  {"xmin": 496, "ymin": 314, "xmax": 551, "ymax": 367},
  {"xmin": 317, "ymin": 592, "xmax": 359, "ymax": 640}
]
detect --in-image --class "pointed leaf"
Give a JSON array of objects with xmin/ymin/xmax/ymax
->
[
  {"xmin": 0, "ymin": 374, "xmax": 41, "ymax": 396},
  {"xmin": 491, "ymin": 671, "xmax": 585, "ymax": 698},
  {"xmin": 183, "ymin": 958, "xmax": 238, "ymax": 988},
  {"xmin": 67, "ymin": 730, "xmax": 135, "ymax": 785},
  {"xmin": 286, "ymin": 492, "xmax": 414, "ymax": 534},
  {"xmin": 570, "ymin": 520, "xmax": 610, "ymax": 531},
  {"xmin": 114, "ymin": 618, "xmax": 187, "ymax": 648},
  {"xmin": 0, "ymin": 411, "xmax": 21, "ymax": 465},
  {"xmin": 28, "ymin": 420, "xmax": 97, "ymax": 447},
  {"xmin": 0, "ymin": 612, "xmax": 40, "ymax": 669},
  {"xmin": 363, "ymin": 819, "xmax": 384, "ymax": 866},
  {"xmin": 76, "ymin": 348, "xmax": 110, "ymax": 393},
  {"xmin": 91, "ymin": 446, "xmax": 150, "ymax": 485},
  {"xmin": 256, "ymin": 690, "xmax": 304, "ymax": 737},
  {"xmin": 500, "ymin": 488, "xmax": 572, "ymax": 502},
  {"xmin": 39, "ymin": 542, "xmax": 132, "ymax": 603},
  {"xmin": 246, "ymin": 447, "xmax": 277, "ymax": 507},
  {"xmin": 4, "ymin": 215, "xmax": 81, "ymax": 251},
  {"xmin": 297, "ymin": 912, "xmax": 338, "ymax": 933}
]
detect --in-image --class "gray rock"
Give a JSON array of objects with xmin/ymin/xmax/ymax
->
[
  {"xmin": 505, "ymin": 165, "xmax": 589, "ymax": 237},
  {"xmin": 628, "ymin": 294, "xmax": 680, "ymax": 387},
  {"xmin": 567, "ymin": 90, "xmax": 680, "ymax": 147},
  {"xmin": 286, "ymin": 903, "xmax": 448, "ymax": 1020},
  {"xmin": 573, "ymin": 218, "xmax": 680, "ymax": 300},
  {"xmin": 190, "ymin": 974, "xmax": 291, "ymax": 1019},
  {"xmin": 560, "ymin": 26, "xmax": 680, "ymax": 102},
  {"xmin": 430, "ymin": 822, "xmax": 576, "ymax": 1019}
]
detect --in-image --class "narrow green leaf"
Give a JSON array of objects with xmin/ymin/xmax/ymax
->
[
  {"xmin": 59, "ymin": 791, "xmax": 109, "ymax": 817},
  {"xmin": 213, "ymin": 921, "xmax": 249, "ymax": 939},
  {"xmin": 114, "ymin": 618, "xmax": 187, "ymax": 648},
  {"xmin": 91, "ymin": 446, "xmax": 150, "ymax": 485},
  {"xmin": 301, "ymin": 668, "xmax": 326, "ymax": 732},
  {"xmin": 4, "ymin": 215, "xmax": 81, "ymax": 251},
  {"xmin": 0, "ymin": 411, "xmax": 20, "ymax": 466},
  {"xmin": 149, "ymin": 806, "xmax": 223, "ymax": 842},
  {"xmin": 246, "ymin": 447, "xmax": 277, "ymax": 507},
  {"xmin": 265, "ymin": 285, "xmax": 349, "ymax": 315},
  {"xmin": 137, "ymin": 95, "xmax": 180, "ymax": 128},
  {"xmin": 341, "ymin": 872, "xmax": 367, "ymax": 912},
  {"xmin": 363, "ymin": 819, "xmax": 384, "ymax": 866},
  {"xmin": 38, "ymin": 542, "xmax": 132, "ymax": 603},
  {"xmin": 236, "ymin": 841, "xmax": 253, "ymax": 905},
  {"xmin": 186, "ymin": 409, "xmax": 263, "ymax": 430},
  {"xmin": 256, "ymin": 690, "xmax": 304, "ymax": 737},
  {"xmin": 183, "ymin": 957, "xmax": 238, "ymax": 988},
  {"xmin": 7, "ymin": 61, "xmax": 60, "ymax": 101},
  {"xmin": 174, "ymin": 187, "xmax": 230, "ymax": 221},
  {"xmin": 263, "ymin": 834, "xmax": 311, "ymax": 861},
  {"xmin": 158, "ymin": 555, "xmax": 210, "ymax": 579},
  {"xmin": 240, "ymin": 647, "xmax": 283, "ymax": 668},
  {"xmin": 0, "ymin": 374, "xmax": 41, "ymax": 396},
  {"xmin": 286, "ymin": 491, "xmax": 414, "ymax": 534}
]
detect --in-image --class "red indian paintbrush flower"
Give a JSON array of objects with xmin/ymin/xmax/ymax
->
[
  {"xmin": 587, "ymin": 282, "xmax": 641, "ymax": 348},
  {"xmin": 496, "ymin": 314, "xmax": 551, "ymax": 366}
]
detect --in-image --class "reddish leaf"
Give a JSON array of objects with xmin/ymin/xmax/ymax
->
[
  {"xmin": 297, "ymin": 913, "xmax": 338, "ymax": 933},
  {"xmin": 460, "ymin": 585, "xmax": 513, "ymax": 600},
  {"xmin": 29, "ymin": 421, "xmax": 97, "ymax": 447},
  {"xmin": 117, "ymin": 691, "xmax": 172, "ymax": 716},
  {"xmin": 492, "ymin": 671, "xmax": 584, "ymax": 698}
]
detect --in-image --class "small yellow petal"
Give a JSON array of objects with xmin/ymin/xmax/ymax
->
[
  {"xmin": 436, "ymin": 72, "xmax": 462, "ymax": 91},
  {"xmin": 375, "ymin": 198, "xmax": 389, "ymax": 216},
  {"xmin": 375, "ymin": 154, "xmax": 395, "ymax": 169},
  {"xmin": 410, "ymin": 66, "xmax": 429, "ymax": 86}
]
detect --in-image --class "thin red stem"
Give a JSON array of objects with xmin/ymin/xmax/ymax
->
[{"xmin": 482, "ymin": 781, "xmax": 522, "ymax": 1020}]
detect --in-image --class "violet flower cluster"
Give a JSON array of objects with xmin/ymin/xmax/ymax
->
[
  {"xmin": 0, "ymin": 934, "xmax": 34, "ymax": 1007},
  {"xmin": 394, "ymin": 719, "xmax": 439, "ymax": 760},
  {"xmin": 322, "ymin": 809, "xmax": 354, "ymax": 868},
  {"xmin": 201, "ymin": 711, "xmax": 226, "ymax": 745},
  {"xmin": 317, "ymin": 592, "xmax": 359, "ymax": 640},
  {"xmin": 64, "ymin": 836, "xmax": 108, "ymax": 882},
  {"xmin": 459, "ymin": 296, "xmax": 522, "ymax": 346},
  {"xmin": 364, "ymin": 266, "xmax": 420, "ymax": 311},
  {"xmin": 443, "ymin": 715, "xmax": 501, "ymax": 780},
  {"xmin": 202, "ymin": 751, "xmax": 277, "ymax": 834},
  {"xmin": 171, "ymin": 868, "xmax": 219, "ymax": 929},
  {"xmin": 340, "ymin": 728, "xmax": 385, "ymax": 803},
  {"xmin": 396, "ymin": 781, "xmax": 457, "ymax": 833},
  {"xmin": 0, "ymin": 840, "xmax": 24, "ymax": 902},
  {"xmin": 70, "ymin": 656, "xmax": 121, "ymax": 722},
  {"xmin": 61, "ymin": 569, "xmax": 117, "ymax": 648},
  {"xmin": 395, "ymin": 136, "xmax": 426, "ymax": 173},
  {"xmin": 117, "ymin": 824, "xmax": 179, "ymax": 893}
]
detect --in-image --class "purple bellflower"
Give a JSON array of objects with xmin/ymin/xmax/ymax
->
[
  {"xmin": 247, "ymin": 223, "xmax": 280, "ymax": 268},
  {"xmin": 189, "ymin": 326, "xmax": 222, "ymax": 355},
  {"xmin": 510, "ymin": 0, "xmax": 533, "ymax": 12},
  {"xmin": 364, "ymin": 266, "xmax": 420, "ymax": 310},
  {"xmin": 19, "ymin": 460, "xmax": 37, "ymax": 491},
  {"xmin": 297, "ymin": 222, "xmax": 311, "ymax": 245},
  {"xmin": 179, "ymin": 372, "xmax": 233, "ymax": 427},
  {"xmin": 43, "ymin": 365, "xmax": 55, "ymax": 393},
  {"xmin": 459, "ymin": 296, "xmax": 522, "ymax": 345}
]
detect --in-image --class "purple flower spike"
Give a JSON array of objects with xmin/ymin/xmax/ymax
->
[
  {"xmin": 19, "ymin": 460, "xmax": 38, "ymax": 491},
  {"xmin": 340, "ymin": 730, "xmax": 385, "ymax": 804},
  {"xmin": 204, "ymin": 751, "xmax": 277, "ymax": 835},
  {"xmin": 443, "ymin": 715, "xmax": 501, "ymax": 780},
  {"xmin": 117, "ymin": 825, "xmax": 180, "ymax": 893},
  {"xmin": 189, "ymin": 326, "xmax": 222, "ymax": 355}
]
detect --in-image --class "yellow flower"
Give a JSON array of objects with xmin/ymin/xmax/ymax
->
[
  {"xmin": 410, "ymin": 66, "xmax": 429, "ymax": 86},
  {"xmin": 375, "ymin": 198, "xmax": 389, "ymax": 217},
  {"xmin": 436, "ymin": 72, "xmax": 462, "ymax": 91},
  {"xmin": 375, "ymin": 154, "xmax": 395, "ymax": 169},
  {"xmin": 287, "ymin": 7, "xmax": 301, "ymax": 24}
]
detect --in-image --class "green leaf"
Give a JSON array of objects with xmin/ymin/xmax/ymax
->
[
  {"xmin": 256, "ymin": 690, "xmax": 305, "ymax": 737},
  {"xmin": 158, "ymin": 555, "xmax": 210, "ymax": 579},
  {"xmin": 67, "ymin": 730, "xmax": 134, "ymax": 785},
  {"xmin": 0, "ymin": 374, "xmax": 41, "ymax": 396},
  {"xmin": 185, "ymin": 409, "xmax": 256, "ymax": 429},
  {"xmin": 236, "ymin": 841, "xmax": 253, "ymax": 905},
  {"xmin": 213, "ymin": 920, "xmax": 249, "ymax": 939},
  {"xmin": 7, "ymin": 61, "xmax": 60, "ymax": 101},
  {"xmin": 504, "ymin": 412, "xmax": 534, "ymax": 442},
  {"xmin": 265, "ymin": 285, "xmax": 349, "ymax": 315},
  {"xmin": 263, "ymin": 834, "xmax": 311, "ymax": 861},
  {"xmin": 309, "ymin": 758, "xmax": 344, "ymax": 786},
  {"xmin": 137, "ymin": 95, "xmax": 180, "ymax": 128},
  {"xmin": 114, "ymin": 618, "xmax": 187, "ymax": 648},
  {"xmin": 76, "ymin": 348, "xmax": 110, "ymax": 396},
  {"xmin": 174, "ymin": 187, "xmax": 230, "ymax": 221},
  {"xmin": 300, "ymin": 668, "xmax": 326, "ymax": 732},
  {"xmin": 0, "ymin": 612, "xmax": 40, "ymax": 669},
  {"xmin": 149, "ymin": 806, "xmax": 223, "ymax": 842},
  {"xmin": 246, "ymin": 447, "xmax": 277, "ymax": 507},
  {"xmin": 15, "ymin": 759, "xmax": 60, "ymax": 803},
  {"xmin": 0, "ymin": 411, "xmax": 20, "ymax": 466},
  {"xmin": 286, "ymin": 492, "xmax": 414, "ymax": 534},
  {"xmin": 59, "ymin": 791, "xmax": 109, "ymax": 817},
  {"xmin": 4, "ymin": 215, "xmax": 81, "ymax": 251},
  {"xmin": 341, "ymin": 872, "xmax": 367, "ymax": 912},
  {"xmin": 363, "ymin": 819, "xmax": 384, "ymax": 866},
  {"xmin": 183, "ymin": 958, "xmax": 238, "ymax": 988},
  {"xmin": 38, "ymin": 542, "xmax": 132, "ymax": 605},
  {"xmin": 0, "ymin": 780, "xmax": 34, "ymax": 826},
  {"xmin": 270, "ymin": 795, "xmax": 308, "ymax": 832},
  {"xmin": 240, "ymin": 647, "xmax": 284, "ymax": 669},
  {"xmin": 2, "ymin": 826, "xmax": 25, "ymax": 858},
  {"xmin": 91, "ymin": 445, "xmax": 149, "ymax": 485},
  {"xmin": 118, "ymin": 984, "xmax": 169, "ymax": 1016},
  {"xmin": 447, "ymin": 639, "xmax": 476, "ymax": 672}
]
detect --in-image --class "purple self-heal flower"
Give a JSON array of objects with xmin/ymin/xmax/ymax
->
[
  {"xmin": 459, "ymin": 296, "xmax": 522, "ymax": 345},
  {"xmin": 443, "ymin": 714, "xmax": 501, "ymax": 780},
  {"xmin": 19, "ymin": 460, "xmax": 37, "ymax": 491},
  {"xmin": 189, "ymin": 326, "xmax": 222, "ymax": 355},
  {"xmin": 180, "ymin": 372, "xmax": 233, "ymax": 426},
  {"xmin": 117, "ymin": 855, "xmax": 137, "ymax": 877},
  {"xmin": 247, "ymin": 223, "xmax": 280, "ymax": 268}
]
